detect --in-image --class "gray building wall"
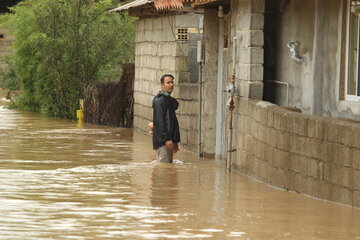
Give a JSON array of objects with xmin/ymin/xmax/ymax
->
[
  {"xmin": 133, "ymin": 13, "xmax": 202, "ymax": 152},
  {"xmin": 276, "ymin": 0, "xmax": 315, "ymax": 113},
  {"xmin": 272, "ymin": 0, "xmax": 360, "ymax": 120}
]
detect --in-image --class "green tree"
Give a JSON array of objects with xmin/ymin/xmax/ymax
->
[{"xmin": 2, "ymin": 0, "xmax": 135, "ymax": 118}]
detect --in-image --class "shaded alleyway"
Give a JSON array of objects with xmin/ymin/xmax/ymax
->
[{"xmin": 0, "ymin": 99, "xmax": 360, "ymax": 239}]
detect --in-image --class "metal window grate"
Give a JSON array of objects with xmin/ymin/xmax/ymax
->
[{"xmin": 176, "ymin": 28, "xmax": 188, "ymax": 41}]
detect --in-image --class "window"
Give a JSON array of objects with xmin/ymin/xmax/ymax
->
[{"xmin": 346, "ymin": 0, "xmax": 360, "ymax": 99}]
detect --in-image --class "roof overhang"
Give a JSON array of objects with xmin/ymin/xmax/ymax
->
[
  {"xmin": 154, "ymin": 0, "xmax": 217, "ymax": 10},
  {"xmin": 110, "ymin": 0, "xmax": 154, "ymax": 13},
  {"xmin": 110, "ymin": 0, "xmax": 200, "ymax": 17}
]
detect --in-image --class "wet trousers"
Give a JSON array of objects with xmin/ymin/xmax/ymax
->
[{"xmin": 156, "ymin": 145, "xmax": 173, "ymax": 163}]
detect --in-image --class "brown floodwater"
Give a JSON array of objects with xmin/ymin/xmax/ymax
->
[{"xmin": 0, "ymin": 100, "xmax": 360, "ymax": 240}]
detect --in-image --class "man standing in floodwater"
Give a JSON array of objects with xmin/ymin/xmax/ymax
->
[{"xmin": 152, "ymin": 74, "xmax": 180, "ymax": 163}]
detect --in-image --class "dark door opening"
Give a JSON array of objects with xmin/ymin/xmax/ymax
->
[{"xmin": 263, "ymin": 0, "xmax": 280, "ymax": 104}]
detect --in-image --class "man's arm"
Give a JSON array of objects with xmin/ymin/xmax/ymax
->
[{"xmin": 153, "ymin": 98, "xmax": 171, "ymax": 145}]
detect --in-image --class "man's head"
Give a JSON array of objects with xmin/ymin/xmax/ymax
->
[{"xmin": 160, "ymin": 74, "xmax": 175, "ymax": 94}]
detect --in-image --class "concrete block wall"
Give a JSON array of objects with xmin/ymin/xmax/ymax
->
[
  {"xmin": 230, "ymin": 0, "xmax": 264, "ymax": 99},
  {"xmin": 133, "ymin": 14, "xmax": 200, "ymax": 152},
  {"xmin": 233, "ymin": 98, "xmax": 360, "ymax": 207}
]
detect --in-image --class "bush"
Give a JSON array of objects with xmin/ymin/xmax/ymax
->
[{"xmin": 2, "ymin": 0, "xmax": 135, "ymax": 118}]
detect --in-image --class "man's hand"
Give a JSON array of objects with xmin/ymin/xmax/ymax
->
[{"xmin": 165, "ymin": 140, "xmax": 174, "ymax": 150}]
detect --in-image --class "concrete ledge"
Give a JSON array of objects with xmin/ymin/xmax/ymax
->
[{"xmin": 233, "ymin": 98, "xmax": 360, "ymax": 207}]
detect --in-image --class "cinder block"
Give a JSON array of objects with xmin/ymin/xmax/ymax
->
[
  {"xmin": 153, "ymin": 17, "xmax": 162, "ymax": 30},
  {"xmin": 329, "ymin": 121, "xmax": 353, "ymax": 146},
  {"xmin": 323, "ymin": 119, "xmax": 336, "ymax": 143},
  {"xmin": 289, "ymin": 135, "xmax": 307, "ymax": 156},
  {"xmin": 239, "ymin": 47, "xmax": 264, "ymax": 64},
  {"xmin": 238, "ymin": 12, "xmax": 252, "ymax": 30},
  {"xmin": 294, "ymin": 113, "xmax": 309, "ymax": 136},
  {"xmin": 354, "ymin": 190, "xmax": 360, "ymax": 208},
  {"xmin": 333, "ymin": 143, "xmax": 352, "ymax": 167},
  {"xmin": 308, "ymin": 138, "xmax": 323, "ymax": 160},
  {"xmin": 267, "ymin": 166, "xmax": 277, "ymax": 184},
  {"xmin": 305, "ymin": 177, "xmax": 321, "ymax": 198},
  {"xmin": 144, "ymin": 18, "xmax": 153, "ymax": 31},
  {"xmin": 249, "ymin": 119, "xmax": 258, "ymax": 138},
  {"xmin": 259, "ymin": 161, "xmax": 268, "ymax": 180},
  {"xmin": 332, "ymin": 184, "xmax": 353, "ymax": 206},
  {"xmin": 180, "ymin": 128, "xmax": 188, "ymax": 145},
  {"xmin": 267, "ymin": 107, "xmax": 275, "ymax": 127},
  {"xmin": 188, "ymin": 130, "xmax": 198, "ymax": 146},
  {"xmin": 274, "ymin": 148, "xmax": 290, "ymax": 170},
  {"xmin": 265, "ymin": 144, "xmax": 274, "ymax": 165},
  {"xmin": 238, "ymin": 64, "xmax": 263, "ymax": 82},
  {"xmin": 307, "ymin": 158, "xmax": 318, "ymax": 179},
  {"xmin": 323, "ymin": 119, "xmax": 353, "ymax": 145},
  {"xmin": 244, "ymin": 134, "xmax": 255, "ymax": 153},
  {"xmin": 236, "ymin": 149, "xmax": 247, "ymax": 167},
  {"xmin": 248, "ymin": 81, "xmax": 263, "ymax": 99},
  {"xmin": 269, "ymin": 128, "xmax": 277, "ymax": 148},
  {"xmin": 245, "ymin": 151, "xmax": 255, "ymax": 171},
  {"xmin": 269, "ymin": 145, "xmax": 278, "ymax": 167},
  {"xmin": 321, "ymin": 181, "xmax": 332, "ymax": 201},
  {"xmin": 285, "ymin": 173, "xmax": 306, "ymax": 193},
  {"xmin": 352, "ymin": 148, "xmax": 360, "ymax": 170},
  {"xmin": 251, "ymin": 0, "xmax": 265, "ymax": 14},
  {"xmin": 275, "ymin": 167, "xmax": 286, "ymax": 188},
  {"xmin": 161, "ymin": 15, "xmax": 173, "ymax": 29},
  {"xmin": 240, "ymin": 30, "xmax": 264, "ymax": 48},
  {"xmin": 318, "ymin": 161, "xmax": 324, "ymax": 180},
  {"xmin": 145, "ymin": 30, "xmax": 154, "ymax": 42},
  {"xmin": 273, "ymin": 108, "xmax": 286, "ymax": 131},
  {"xmin": 289, "ymin": 154, "xmax": 307, "ymax": 175},
  {"xmin": 250, "ymin": 13, "xmax": 264, "ymax": 29},
  {"xmin": 188, "ymin": 101, "xmax": 198, "ymax": 116},
  {"xmin": 177, "ymin": 114, "xmax": 186, "ymax": 129},
  {"xmin": 281, "ymin": 132, "xmax": 291, "ymax": 151},
  {"xmin": 328, "ymin": 165, "xmax": 353, "ymax": 188},
  {"xmin": 323, "ymin": 163, "xmax": 331, "ymax": 182},
  {"xmin": 253, "ymin": 158, "xmax": 262, "ymax": 175},
  {"xmin": 263, "ymin": 125, "xmax": 271, "ymax": 144},
  {"xmin": 133, "ymin": 115, "xmax": 140, "ymax": 129},
  {"xmin": 187, "ymin": 115, "xmax": 198, "ymax": 130},
  {"xmin": 237, "ymin": 132, "xmax": 245, "ymax": 149},
  {"xmin": 308, "ymin": 116, "xmax": 324, "ymax": 140},
  {"xmin": 351, "ymin": 125, "xmax": 360, "ymax": 149},
  {"xmin": 136, "ymin": 19, "xmax": 145, "ymax": 32},
  {"xmin": 354, "ymin": 170, "xmax": 360, "ymax": 191},
  {"xmin": 175, "ymin": 13, "xmax": 200, "ymax": 28},
  {"xmin": 259, "ymin": 140, "xmax": 267, "ymax": 160},
  {"xmin": 237, "ymin": 115, "xmax": 246, "ymax": 133}
]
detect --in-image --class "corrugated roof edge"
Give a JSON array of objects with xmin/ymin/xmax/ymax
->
[{"xmin": 109, "ymin": 0, "xmax": 154, "ymax": 12}]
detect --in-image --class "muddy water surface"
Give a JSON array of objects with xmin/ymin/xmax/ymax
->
[{"xmin": 0, "ymin": 103, "xmax": 360, "ymax": 240}]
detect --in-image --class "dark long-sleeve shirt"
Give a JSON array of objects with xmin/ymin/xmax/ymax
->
[{"xmin": 152, "ymin": 91, "xmax": 180, "ymax": 150}]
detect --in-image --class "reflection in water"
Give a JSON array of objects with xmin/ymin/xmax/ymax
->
[
  {"xmin": 0, "ymin": 105, "xmax": 360, "ymax": 239},
  {"xmin": 151, "ymin": 165, "xmax": 178, "ymax": 207}
]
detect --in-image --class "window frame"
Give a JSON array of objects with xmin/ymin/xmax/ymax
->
[{"xmin": 345, "ymin": 0, "xmax": 360, "ymax": 100}]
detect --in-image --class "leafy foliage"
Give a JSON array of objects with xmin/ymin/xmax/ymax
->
[{"xmin": 2, "ymin": 0, "xmax": 135, "ymax": 118}]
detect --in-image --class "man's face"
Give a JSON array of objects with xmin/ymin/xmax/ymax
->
[{"xmin": 161, "ymin": 76, "xmax": 174, "ymax": 94}]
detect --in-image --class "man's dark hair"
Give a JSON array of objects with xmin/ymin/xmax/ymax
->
[{"xmin": 160, "ymin": 74, "xmax": 174, "ymax": 84}]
